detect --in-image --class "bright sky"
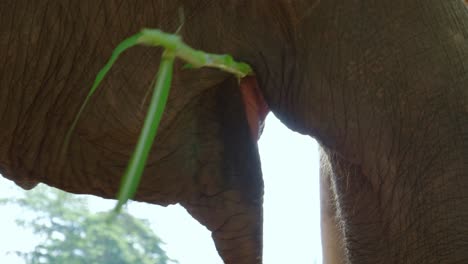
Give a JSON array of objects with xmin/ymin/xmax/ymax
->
[{"xmin": 0, "ymin": 114, "xmax": 322, "ymax": 263}]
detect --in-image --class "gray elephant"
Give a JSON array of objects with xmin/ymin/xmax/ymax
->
[{"xmin": 1, "ymin": 1, "xmax": 467, "ymax": 263}]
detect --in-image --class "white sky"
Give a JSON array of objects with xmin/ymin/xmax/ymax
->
[{"xmin": 0, "ymin": 114, "xmax": 321, "ymax": 263}]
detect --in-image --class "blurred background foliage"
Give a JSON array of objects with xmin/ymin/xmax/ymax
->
[{"xmin": 0, "ymin": 185, "xmax": 177, "ymax": 264}]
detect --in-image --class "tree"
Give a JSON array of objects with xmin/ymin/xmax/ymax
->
[{"xmin": 3, "ymin": 184, "xmax": 176, "ymax": 264}]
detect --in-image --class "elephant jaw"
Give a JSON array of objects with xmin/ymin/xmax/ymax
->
[{"xmin": 239, "ymin": 77, "xmax": 270, "ymax": 140}]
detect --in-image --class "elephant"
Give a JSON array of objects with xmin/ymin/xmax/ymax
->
[{"xmin": 1, "ymin": 1, "xmax": 467, "ymax": 263}]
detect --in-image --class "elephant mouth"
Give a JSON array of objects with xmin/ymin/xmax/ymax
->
[{"xmin": 239, "ymin": 76, "xmax": 270, "ymax": 140}]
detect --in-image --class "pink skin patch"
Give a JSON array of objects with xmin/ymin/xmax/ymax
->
[{"xmin": 239, "ymin": 76, "xmax": 270, "ymax": 140}]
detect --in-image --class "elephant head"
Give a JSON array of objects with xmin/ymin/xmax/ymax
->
[
  {"xmin": 1, "ymin": 1, "xmax": 467, "ymax": 263},
  {"xmin": 0, "ymin": 1, "xmax": 286, "ymax": 262}
]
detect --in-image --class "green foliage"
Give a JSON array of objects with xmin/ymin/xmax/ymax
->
[{"xmin": 3, "ymin": 185, "xmax": 176, "ymax": 264}]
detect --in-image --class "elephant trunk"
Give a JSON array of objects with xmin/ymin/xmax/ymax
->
[
  {"xmin": 183, "ymin": 195, "xmax": 263, "ymax": 264},
  {"xmin": 178, "ymin": 77, "xmax": 265, "ymax": 263}
]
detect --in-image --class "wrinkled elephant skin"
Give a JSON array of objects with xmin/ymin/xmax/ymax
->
[
  {"xmin": 0, "ymin": 1, "xmax": 268, "ymax": 263},
  {"xmin": 1, "ymin": 1, "xmax": 468, "ymax": 263}
]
